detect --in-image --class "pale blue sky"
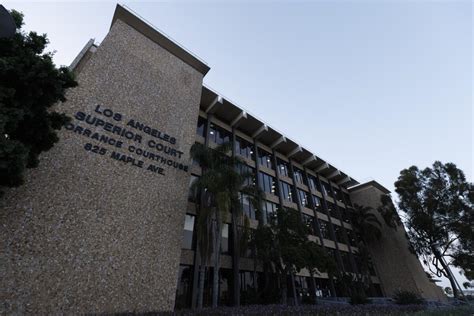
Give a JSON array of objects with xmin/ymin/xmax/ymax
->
[{"xmin": 4, "ymin": 1, "xmax": 472, "ymax": 289}]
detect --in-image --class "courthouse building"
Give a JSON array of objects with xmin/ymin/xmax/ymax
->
[{"xmin": 0, "ymin": 4, "xmax": 445, "ymax": 314}]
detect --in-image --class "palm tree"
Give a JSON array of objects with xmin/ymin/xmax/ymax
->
[
  {"xmin": 190, "ymin": 142, "xmax": 261, "ymax": 308},
  {"xmin": 351, "ymin": 204, "xmax": 382, "ymax": 243},
  {"xmin": 351, "ymin": 204, "xmax": 382, "ymax": 296},
  {"xmin": 377, "ymin": 195, "xmax": 401, "ymax": 230}
]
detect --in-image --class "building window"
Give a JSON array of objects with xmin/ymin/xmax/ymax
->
[
  {"xmin": 303, "ymin": 214, "xmax": 315, "ymax": 235},
  {"xmin": 314, "ymin": 278, "xmax": 332, "ymax": 298},
  {"xmin": 333, "ymin": 187, "xmax": 344, "ymax": 203},
  {"xmin": 239, "ymin": 192, "xmax": 256, "ymax": 220},
  {"xmin": 333, "ymin": 225, "xmax": 346, "ymax": 244},
  {"xmin": 277, "ymin": 158, "xmax": 290, "ymax": 178},
  {"xmin": 240, "ymin": 271, "xmax": 258, "ymax": 297},
  {"xmin": 293, "ymin": 167, "xmax": 306, "ymax": 185},
  {"xmin": 312, "ymin": 195, "xmax": 324, "ymax": 213},
  {"xmin": 280, "ymin": 181, "xmax": 295, "ymax": 203},
  {"xmin": 175, "ymin": 265, "xmax": 194, "ymax": 309},
  {"xmin": 196, "ymin": 116, "xmax": 207, "ymax": 137},
  {"xmin": 297, "ymin": 189, "xmax": 310, "ymax": 208},
  {"xmin": 308, "ymin": 174, "xmax": 319, "ymax": 192},
  {"xmin": 237, "ymin": 163, "xmax": 256, "ymax": 187},
  {"xmin": 294, "ymin": 276, "xmax": 310, "ymax": 300},
  {"xmin": 340, "ymin": 208, "xmax": 350, "ymax": 223},
  {"xmin": 257, "ymin": 148, "xmax": 274, "ymax": 170},
  {"xmin": 235, "ymin": 136, "xmax": 255, "ymax": 160},
  {"xmin": 258, "ymin": 172, "xmax": 277, "ymax": 196},
  {"xmin": 262, "ymin": 201, "xmax": 277, "ymax": 224},
  {"xmin": 222, "ymin": 223, "xmax": 230, "ymax": 254},
  {"xmin": 326, "ymin": 202, "xmax": 338, "ymax": 218},
  {"xmin": 209, "ymin": 123, "xmax": 231, "ymax": 145},
  {"xmin": 188, "ymin": 175, "xmax": 199, "ymax": 202},
  {"xmin": 182, "ymin": 214, "xmax": 195, "ymax": 249},
  {"xmin": 321, "ymin": 181, "xmax": 332, "ymax": 198},
  {"xmin": 319, "ymin": 221, "xmax": 331, "ymax": 240}
]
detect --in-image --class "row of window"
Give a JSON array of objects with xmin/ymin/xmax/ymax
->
[
  {"xmin": 184, "ymin": 207, "xmax": 356, "ymax": 251},
  {"xmin": 189, "ymin": 173, "xmax": 350, "ymax": 224},
  {"xmin": 196, "ymin": 117, "xmax": 353, "ymax": 206}
]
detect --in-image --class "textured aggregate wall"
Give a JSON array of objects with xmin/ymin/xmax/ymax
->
[
  {"xmin": 350, "ymin": 187, "xmax": 447, "ymax": 302},
  {"xmin": 0, "ymin": 19, "xmax": 203, "ymax": 314}
]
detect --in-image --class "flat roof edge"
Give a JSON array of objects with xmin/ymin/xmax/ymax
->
[
  {"xmin": 111, "ymin": 4, "xmax": 210, "ymax": 76},
  {"xmin": 348, "ymin": 180, "xmax": 391, "ymax": 194}
]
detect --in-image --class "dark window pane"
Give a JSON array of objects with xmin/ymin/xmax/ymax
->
[
  {"xmin": 175, "ymin": 265, "xmax": 194, "ymax": 309},
  {"xmin": 333, "ymin": 187, "xmax": 344, "ymax": 203},
  {"xmin": 319, "ymin": 221, "xmax": 331, "ymax": 240},
  {"xmin": 280, "ymin": 181, "xmax": 295, "ymax": 203},
  {"xmin": 277, "ymin": 159, "xmax": 290, "ymax": 177},
  {"xmin": 321, "ymin": 181, "xmax": 332, "ymax": 198},
  {"xmin": 235, "ymin": 136, "xmax": 255, "ymax": 160},
  {"xmin": 237, "ymin": 163, "xmax": 256, "ymax": 187},
  {"xmin": 262, "ymin": 201, "xmax": 277, "ymax": 224},
  {"xmin": 298, "ymin": 189, "xmax": 310, "ymax": 208},
  {"xmin": 333, "ymin": 225, "xmax": 346, "ymax": 244},
  {"xmin": 239, "ymin": 192, "xmax": 256, "ymax": 220},
  {"xmin": 257, "ymin": 148, "xmax": 274, "ymax": 170},
  {"xmin": 312, "ymin": 195, "xmax": 324, "ymax": 213},
  {"xmin": 258, "ymin": 172, "xmax": 277, "ymax": 196},
  {"xmin": 209, "ymin": 123, "xmax": 231, "ymax": 145},
  {"xmin": 196, "ymin": 116, "xmax": 207, "ymax": 137},
  {"xmin": 303, "ymin": 214, "xmax": 315, "ymax": 235},
  {"xmin": 293, "ymin": 167, "xmax": 306, "ymax": 185},
  {"xmin": 327, "ymin": 202, "xmax": 340, "ymax": 220},
  {"xmin": 308, "ymin": 175, "xmax": 319, "ymax": 191}
]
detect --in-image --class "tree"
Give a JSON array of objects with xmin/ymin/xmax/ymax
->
[
  {"xmin": 0, "ymin": 9, "xmax": 77, "ymax": 196},
  {"xmin": 190, "ymin": 142, "xmax": 261, "ymax": 308},
  {"xmin": 395, "ymin": 161, "xmax": 473, "ymax": 298},
  {"xmin": 377, "ymin": 194, "xmax": 401, "ymax": 230},
  {"xmin": 351, "ymin": 204, "xmax": 382, "ymax": 243},
  {"xmin": 350, "ymin": 204, "xmax": 382, "ymax": 296},
  {"xmin": 303, "ymin": 240, "xmax": 336, "ymax": 303},
  {"xmin": 252, "ymin": 208, "xmax": 311, "ymax": 305},
  {"xmin": 231, "ymin": 174, "xmax": 263, "ymax": 307}
]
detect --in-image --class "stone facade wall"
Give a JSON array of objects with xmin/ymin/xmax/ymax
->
[
  {"xmin": 350, "ymin": 186, "xmax": 447, "ymax": 302},
  {"xmin": 1, "ymin": 19, "xmax": 204, "ymax": 314}
]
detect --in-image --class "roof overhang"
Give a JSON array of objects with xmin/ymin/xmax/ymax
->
[{"xmin": 348, "ymin": 180, "xmax": 391, "ymax": 194}]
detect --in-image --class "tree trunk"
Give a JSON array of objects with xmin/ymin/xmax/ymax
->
[
  {"xmin": 280, "ymin": 272, "xmax": 287, "ymax": 304},
  {"xmin": 290, "ymin": 272, "xmax": 298, "ymax": 306},
  {"xmin": 252, "ymin": 247, "xmax": 258, "ymax": 302},
  {"xmin": 328, "ymin": 273, "xmax": 337, "ymax": 299},
  {"xmin": 197, "ymin": 263, "xmax": 206, "ymax": 308},
  {"xmin": 310, "ymin": 273, "xmax": 318, "ymax": 304},
  {"xmin": 212, "ymin": 218, "xmax": 222, "ymax": 307},
  {"xmin": 191, "ymin": 247, "xmax": 201, "ymax": 309},
  {"xmin": 435, "ymin": 251, "xmax": 459, "ymax": 298},
  {"xmin": 231, "ymin": 213, "xmax": 240, "ymax": 307}
]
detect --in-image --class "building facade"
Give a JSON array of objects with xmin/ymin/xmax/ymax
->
[{"xmin": 0, "ymin": 4, "xmax": 445, "ymax": 314}]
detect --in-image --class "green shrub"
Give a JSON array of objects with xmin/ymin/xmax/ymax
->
[{"xmin": 393, "ymin": 290, "xmax": 424, "ymax": 305}]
